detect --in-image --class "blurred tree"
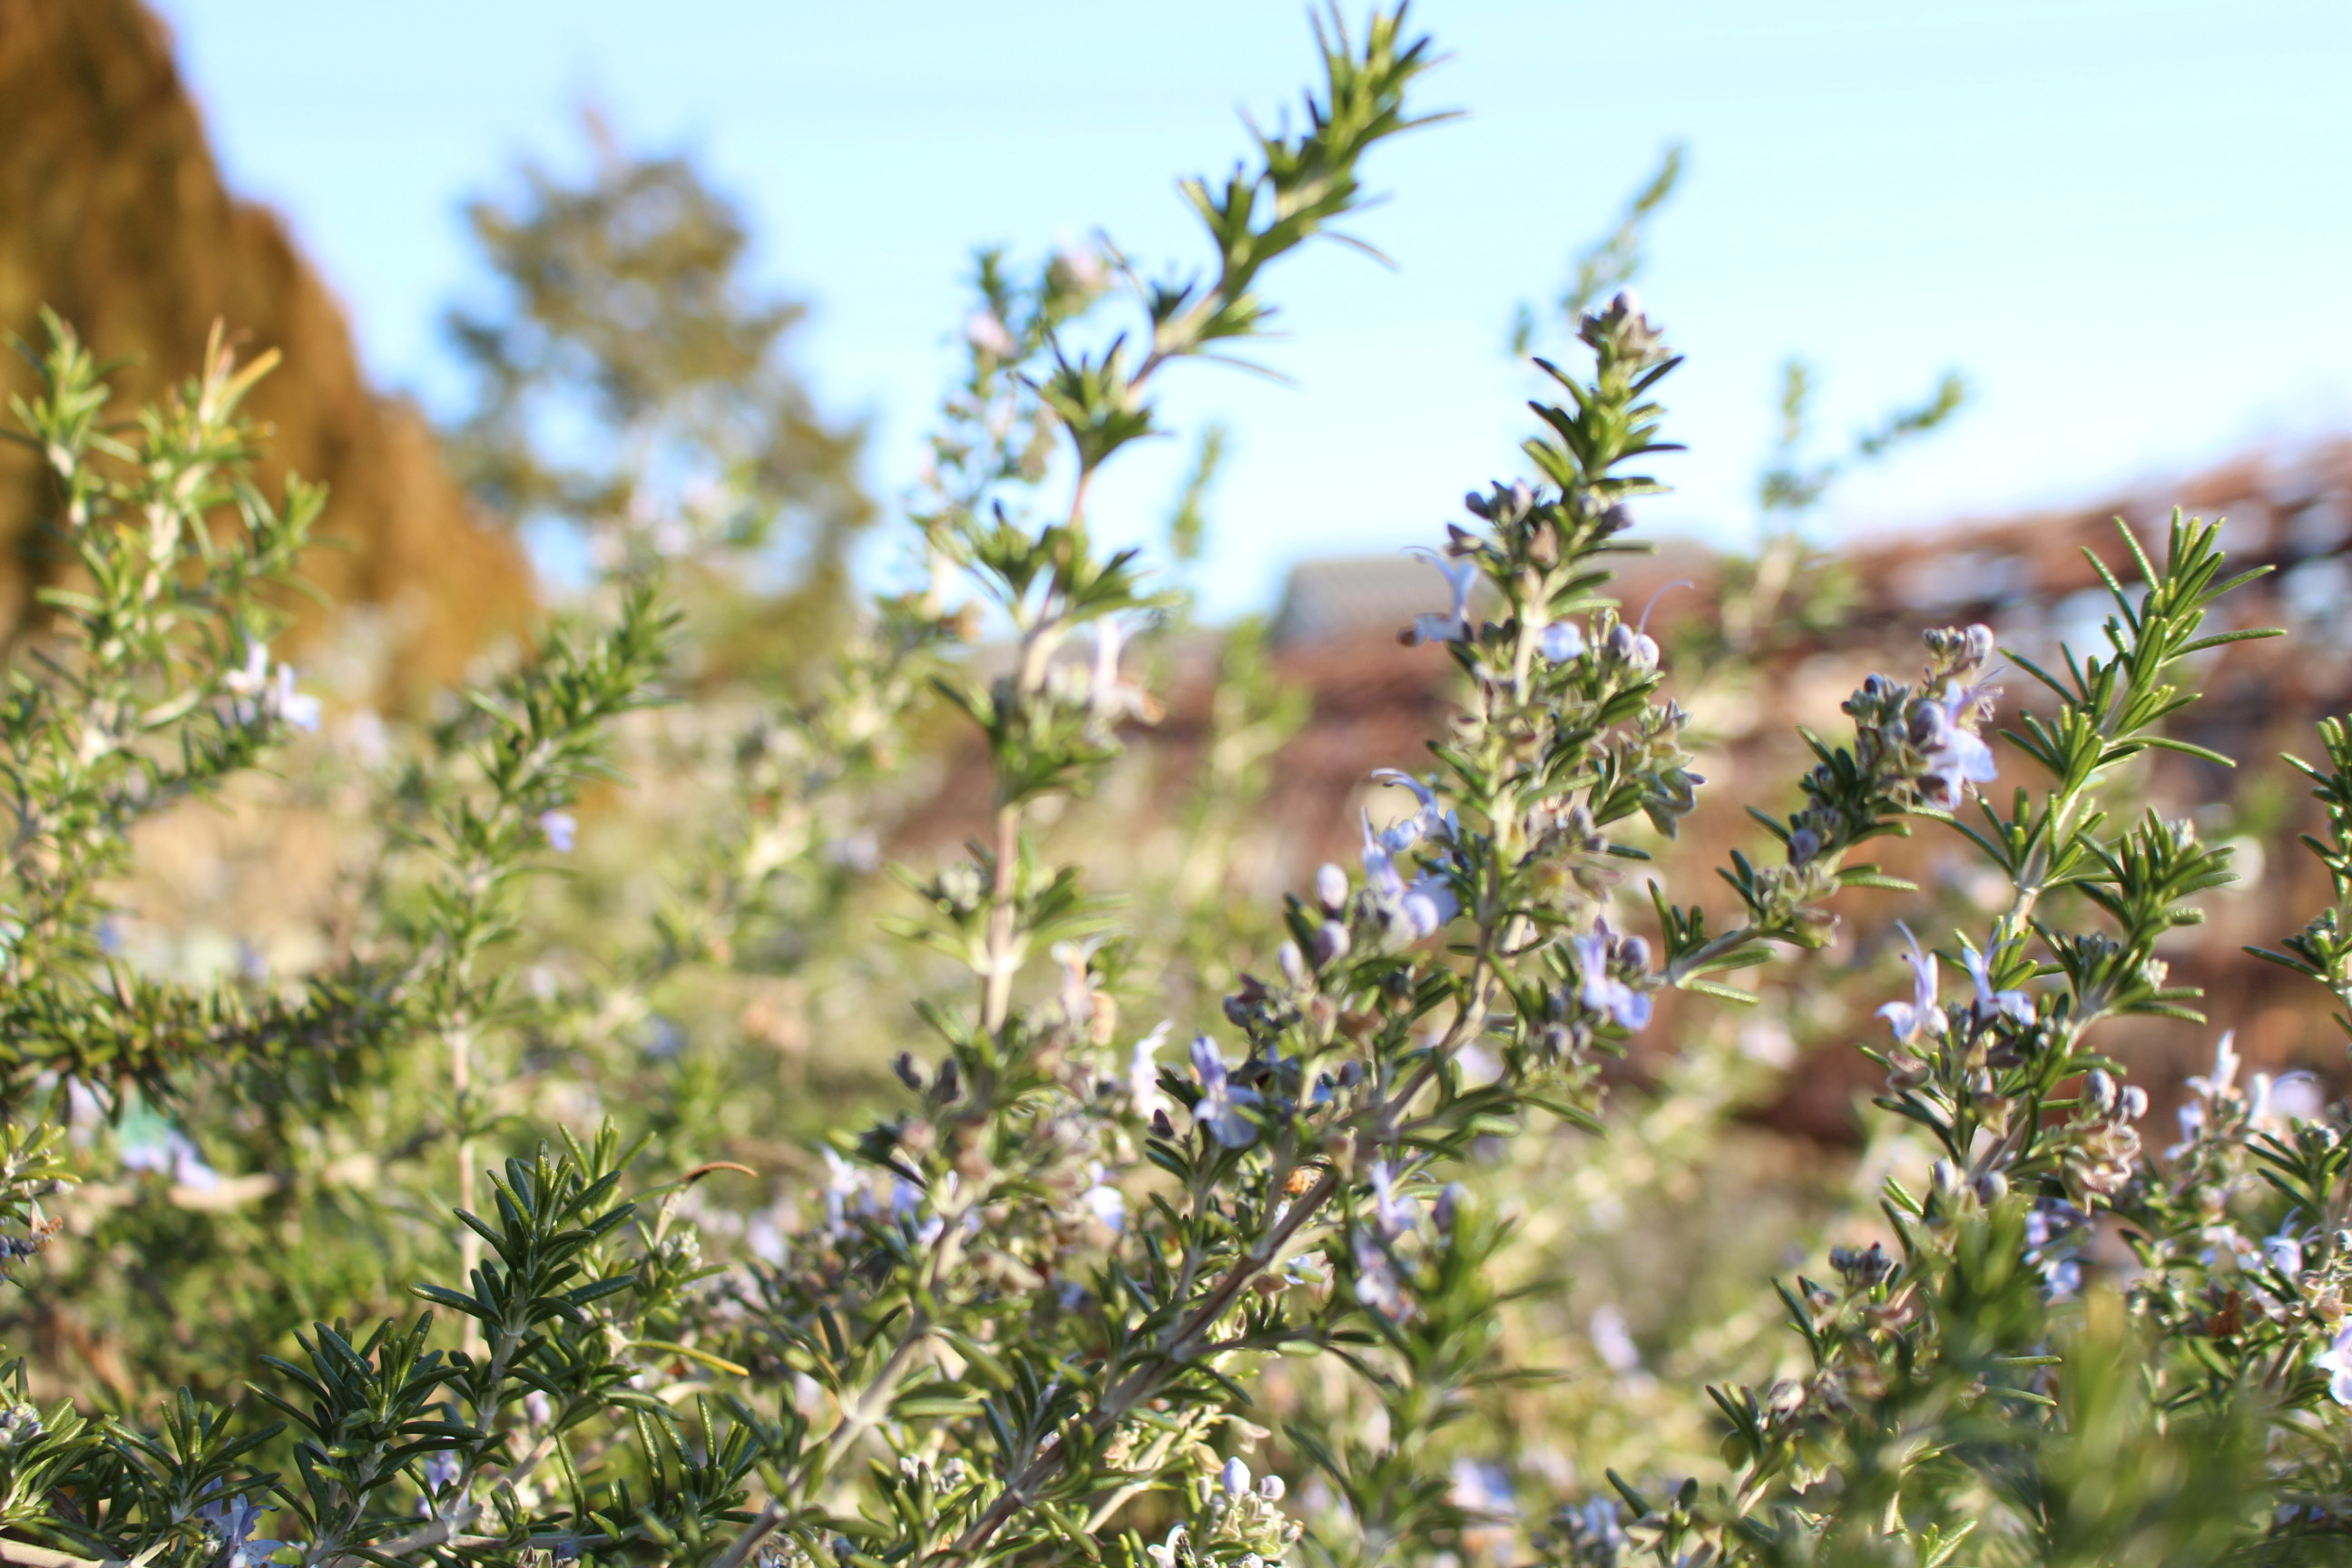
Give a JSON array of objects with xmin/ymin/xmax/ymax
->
[{"xmin": 443, "ymin": 112, "xmax": 872, "ymax": 675}]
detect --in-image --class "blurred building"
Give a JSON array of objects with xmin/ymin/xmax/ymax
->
[{"xmin": 1232, "ymin": 443, "xmax": 2352, "ymax": 1139}]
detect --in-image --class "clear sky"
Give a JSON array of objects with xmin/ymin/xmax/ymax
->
[{"xmin": 149, "ymin": 0, "xmax": 2350, "ymax": 614}]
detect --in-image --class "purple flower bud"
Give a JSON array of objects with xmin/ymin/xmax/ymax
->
[
  {"xmin": 1314, "ymin": 919, "xmax": 1350, "ymax": 967},
  {"xmin": 1315, "ymin": 863, "xmax": 1350, "ymax": 914}
]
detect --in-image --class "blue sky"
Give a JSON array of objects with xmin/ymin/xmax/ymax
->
[{"xmin": 150, "ymin": 0, "xmax": 2351, "ymax": 614}]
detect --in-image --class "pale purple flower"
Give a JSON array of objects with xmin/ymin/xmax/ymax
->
[
  {"xmin": 1570, "ymin": 926, "xmax": 1651, "ymax": 1030},
  {"xmin": 2262, "ymin": 1071, "xmax": 2329, "ymax": 1125},
  {"xmin": 1352, "ymin": 1230, "xmax": 1412, "ymax": 1320},
  {"xmin": 1080, "ymin": 1166, "xmax": 1126, "ymax": 1233},
  {"xmin": 1604, "ymin": 622, "xmax": 1659, "ymax": 671},
  {"xmin": 196, "ymin": 1495, "xmax": 286, "ymax": 1568},
  {"xmin": 1448, "ymin": 1459, "xmax": 1514, "ymax": 1517},
  {"xmin": 1912, "ymin": 692, "xmax": 1997, "ymax": 804},
  {"xmin": 416, "ymin": 1450, "xmax": 463, "ymax": 1517},
  {"xmin": 1190, "ymin": 1035, "xmax": 1259, "ymax": 1149},
  {"xmin": 1368, "ymin": 1161, "xmax": 1416, "ymax": 1240},
  {"xmin": 1538, "ymin": 621, "xmax": 1587, "ymax": 662},
  {"xmin": 1087, "ymin": 618, "xmax": 1157, "ymax": 726},
  {"xmin": 1432, "ymin": 1182, "xmax": 1467, "ymax": 1235},
  {"xmin": 538, "ymin": 810, "xmax": 577, "ymax": 853},
  {"xmin": 964, "ymin": 311, "xmax": 1016, "ymax": 359},
  {"xmin": 121, "ymin": 1127, "xmax": 218, "ymax": 1191},
  {"xmin": 2317, "ymin": 1325, "xmax": 2352, "ymax": 1406},
  {"xmin": 271, "ymin": 665, "xmax": 321, "ymax": 732},
  {"xmin": 227, "ymin": 642, "xmax": 320, "ymax": 732},
  {"xmin": 1588, "ymin": 1304, "xmax": 1642, "ymax": 1373},
  {"xmin": 2186, "ymin": 1031, "xmax": 2241, "ymax": 1101},
  {"xmin": 1567, "ymin": 1497, "xmax": 1628, "ymax": 1556},
  {"xmin": 1054, "ymin": 243, "xmax": 1111, "ymax": 292},
  {"xmin": 1400, "ymin": 874, "xmax": 1458, "ymax": 941},
  {"xmin": 1963, "ymin": 943, "xmax": 2034, "ymax": 1025},
  {"xmin": 2266, "ymin": 1229, "xmax": 2306, "ymax": 1279},
  {"xmin": 224, "ymin": 642, "xmax": 270, "ymax": 698},
  {"xmin": 1128, "ymin": 1023, "xmax": 1171, "ymax": 1123},
  {"xmin": 1221, "ymin": 1457, "xmax": 1252, "ymax": 1498},
  {"xmin": 1368, "ymin": 769, "xmax": 1455, "ymax": 852},
  {"xmin": 1360, "ymin": 812, "xmax": 1405, "ymax": 900},
  {"xmin": 1314, "ymin": 862, "xmax": 1350, "ymax": 913},
  {"xmin": 1876, "ymin": 924, "xmax": 1940, "ymax": 1044},
  {"xmin": 1403, "ymin": 548, "xmax": 1480, "ymax": 644}
]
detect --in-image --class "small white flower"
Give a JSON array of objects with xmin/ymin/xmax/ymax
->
[
  {"xmin": 1128, "ymin": 1022, "xmax": 1171, "ymax": 1124},
  {"xmin": 2317, "ymin": 1325, "xmax": 2352, "ymax": 1406},
  {"xmin": 1086, "ymin": 618, "xmax": 1160, "ymax": 727},
  {"xmin": 270, "ymin": 663, "xmax": 321, "ymax": 731}
]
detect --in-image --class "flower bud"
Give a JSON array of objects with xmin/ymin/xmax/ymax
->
[
  {"xmin": 1258, "ymin": 1474, "xmax": 1286, "ymax": 1502},
  {"xmin": 893, "ymin": 1052, "xmax": 926, "ymax": 1093},
  {"xmin": 1974, "ymin": 1169, "xmax": 2008, "ymax": 1206},
  {"xmin": 1433, "ymin": 1181, "xmax": 1469, "ymax": 1235},
  {"xmin": 1616, "ymin": 935, "xmax": 1651, "ymax": 972},
  {"xmin": 1222, "ymin": 1457, "xmax": 1251, "ymax": 1497},
  {"xmin": 1315, "ymin": 862, "xmax": 1350, "ymax": 914},
  {"xmin": 1314, "ymin": 919, "xmax": 1351, "ymax": 968},
  {"xmin": 1279, "ymin": 940, "xmax": 1308, "ymax": 988}
]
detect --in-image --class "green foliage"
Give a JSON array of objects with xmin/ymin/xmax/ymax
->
[
  {"xmin": 444, "ymin": 115, "xmax": 871, "ymax": 658},
  {"xmin": 2, "ymin": 11, "xmax": 2352, "ymax": 1568}
]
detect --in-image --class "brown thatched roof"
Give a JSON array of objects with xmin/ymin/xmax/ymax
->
[{"xmin": 0, "ymin": 0, "xmax": 534, "ymax": 694}]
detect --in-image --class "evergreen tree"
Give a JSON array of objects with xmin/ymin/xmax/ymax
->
[{"xmin": 443, "ymin": 113, "xmax": 871, "ymax": 670}]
